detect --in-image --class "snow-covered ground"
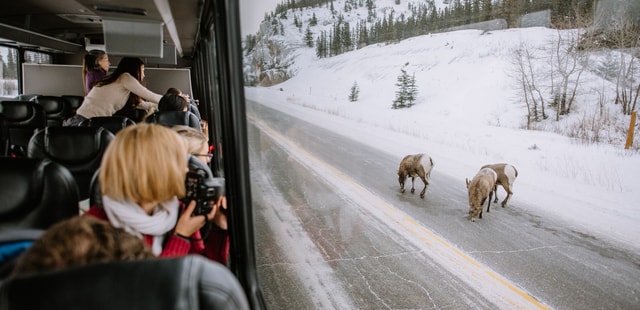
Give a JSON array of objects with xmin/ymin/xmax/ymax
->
[{"xmin": 244, "ymin": 26, "xmax": 640, "ymax": 253}]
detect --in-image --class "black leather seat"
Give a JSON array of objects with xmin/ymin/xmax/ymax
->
[
  {"xmin": 114, "ymin": 107, "xmax": 148, "ymax": 123},
  {"xmin": 145, "ymin": 111, "xmax": 201, "ymax": 130},
  {"xmin": 0, "ymin": 101, "xmax": 46, "ymax": 157},
  {"xmin": 32, "ymin": 95, "xmax": 75, "ymax": 127},
  {"xmin": 0, "ymin": 157, "xmax": 79, "ymax": 231},
  {"xmin": 0, "ymin": 255, "xmax": 250, "ymax": 310},
  {"xmin": 0, "ymin": 114, "xmax": 8, "ymax": 156},
  {"xmin": 0, "ymin": 157, "xmax": 77, "ymax": 278},
  {"xmin": 27, "ymin": 127, "xmax": 114, "ymax": 201},
  {"xmin": 60, "ymin": 95, "xmax": 84, "ymax": 115},
  {"xmin": 79, "ymin": 115, "xmax": 136, "ymax": 135}
]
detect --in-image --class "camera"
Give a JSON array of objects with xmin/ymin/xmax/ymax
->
[{"xmin": 184, "ymin": 168, "xmax": 225, "ymax": 216}]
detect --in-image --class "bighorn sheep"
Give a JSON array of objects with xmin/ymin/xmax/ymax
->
[
  {"xmin": 398, "ymin": 153, "xmax": 434, "ymax": 199},
  {"xmin": 466, "ymin": 167, "xmax": 497, "ymax": 221},
  {"xmin": 481, "ymin": 163, "xmax": 518, "ymax": 208}
]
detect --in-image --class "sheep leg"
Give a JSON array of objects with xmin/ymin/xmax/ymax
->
[
  {"xmin": 493, "ymin": 185, "xmax": 499, "ymax": 203},
  {"xmin": 501, "ymin": 187, "xmax": 513, "ymax": 208},
  {"xmin": 410, "ymin": 176, "xmax": 416, "ymax": 194},
  {"xmin": 488, "ymin": 190, "xmax": 493, "ymax": 213},
  {"xmin": 419, "ymin": 175, "xmax": 429, "ymax": 199}
]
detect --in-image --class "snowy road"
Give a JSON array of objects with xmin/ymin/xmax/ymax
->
[{"xmin": 247, "ymin": 99, "xmax": 640, "ymax": 309}]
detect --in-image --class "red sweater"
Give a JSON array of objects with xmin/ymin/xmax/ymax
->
[{"xmin": 83, "ymin": 206, "xmax": 204, "ymax": 257}]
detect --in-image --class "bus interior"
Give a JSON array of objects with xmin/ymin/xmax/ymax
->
[{"xmin": 1, "ymin": 0, "xmax": 640, "ymax": 309}]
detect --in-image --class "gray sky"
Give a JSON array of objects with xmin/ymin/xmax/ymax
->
[{"xmin": 239, "ymin": 0, "xmax": 280, "ymax": 36}]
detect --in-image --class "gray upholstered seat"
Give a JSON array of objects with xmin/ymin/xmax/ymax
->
[{"xmin": 0, "ymin": 255, "xmax": 250, "ymax": 310}]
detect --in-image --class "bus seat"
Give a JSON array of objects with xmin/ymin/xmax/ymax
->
[
  {"xmin": 0, "ymin": 114, "xmax": 7, "ymax": 156},
  {"xmin": 0, "ymin": 157, "xmax": 79, "ymax": 231},
  {"xmin": 0, "ymin": 101, "xmax": 47, "ymax": 157},
  {"xmin": 60, "ymin": 95, "xmax": 84, "ymax": 115},
  {"xmin": 188, "ymin": 102, "xmax": 201, "ymax": 119},
  {"xmin": 27, "ymin": 127, "xmax": 114, "ymax": 201},
  {"xmin": 0, "ymin": 255, "xmax": 250, "ymax": 310},
  {"xmin": 114, "ymin": 107, "xmax": 148, "ymax": 123},
  {"xmin": 32, "ymin": 95, "xmax": 75, "ymax": 127},
  {"xmin": 79, "ymin": 115, "xmax": 136, "ymax": 135},
  {"xmin": 88, "ymin": 168, "xmax": 101, "ymax": 208},
  {"xmin": 145, "ymin": 111, "xmax": 201, "ymax": 130}
]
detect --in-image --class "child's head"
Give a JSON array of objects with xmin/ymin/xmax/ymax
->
[{"xmin": 12, "ymin": 216, "xmax": 154, "ymax": 275}]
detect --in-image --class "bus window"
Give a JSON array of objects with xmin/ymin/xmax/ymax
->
[
  {"xmin": 24, "ymin": 50, "xmax": 52, "ymax": 64},
  {"xmin": 0, "ymin": 45, "xmax": 19, "ymax": 97}
]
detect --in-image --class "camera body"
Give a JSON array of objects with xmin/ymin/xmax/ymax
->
[{"xmin": 184, "ymin": 168, "xmax": 224, "ymax": 216}]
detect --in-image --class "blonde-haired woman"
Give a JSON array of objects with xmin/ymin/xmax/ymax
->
[
  {"xmin": 172, "ymin": 125, "xmax": 211, "ymax": 164},
  {"xmin": 84, "ymin": 124, "xmax": 219, "ymax": 257}
]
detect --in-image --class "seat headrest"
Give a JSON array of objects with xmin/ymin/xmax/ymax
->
[
  {"xmin": 0, "ymin": 101, "xmax": 46, "ymax": 127},
  {"xmin": 145, "ymin": 111, "xmax": 201, "ymax": 130},
  {"xmin": 0, "ymin": 158, "xmax": 79, "ymax": 231},
  {"xmin": 0, "ymin": 255, "xmax": 250, "ymax": 310},
  {"xmin": 60, "ymin": 95, "xmax": 84, "ymax": 110},
  {"xmin": 29, "ymin": 127, "xmax": 114, "ymax": 165},
  {"xmin": 33, "ymin": 96, "xmax": 65, "ymax": 115}
]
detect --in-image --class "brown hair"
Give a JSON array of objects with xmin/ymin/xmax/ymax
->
[
  {"xmin": 12, "ymin": 216, "xmax": 154, "ymax": 275},
  {"xmin": 100, "ymin": 123, "xmax": 188, "ymax": 203},
  {"xmin": 158, "ymin": 94, "xmax": 189, "ymax": 112},
  {"xmin": 165, "ymin": 87, "xmax": 182, "ymax": 96}
]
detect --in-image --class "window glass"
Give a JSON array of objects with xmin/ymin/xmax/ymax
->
[
  {"xmin": 24, "ymin": 50, "xmax": 52, "ymax": 64},
  {"xmin": 0, "ymin": 46, "xmax": 19, "ymax": 97}
]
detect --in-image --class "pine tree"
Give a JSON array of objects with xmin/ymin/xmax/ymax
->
[
  {"xmin": 349, "ymin": 81, "xmax": 359, "ymax": 102},
  {"xmin": 310, "ymin": 13, "xmax": 318, "ymax": 26},
  {"xmin": 406, "ymin": 73, "xmax": 418, "ymax": 107},
  {"xmin": 392, "ymin": 66, "xmax": 418, "ymax": 109},
  {"xmin": 305, "ymin": 26, "xmax": 314, "ymax": 47}
]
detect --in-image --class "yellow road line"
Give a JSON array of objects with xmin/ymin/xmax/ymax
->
[{"xmin": 249, "ymin": 113, "xmax": 550, "ymax": 309}]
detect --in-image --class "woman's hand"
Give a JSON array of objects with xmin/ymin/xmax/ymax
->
[
  {"xmin": 212, "ymin": 196, "xmax": 228, "ymax": 230},
  {"xmin": 174, "ymin": 200, "xmax": 218, "ymax": 237}
]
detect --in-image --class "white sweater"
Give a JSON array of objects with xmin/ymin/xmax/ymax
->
[{"xmin": 76, "ymin": 73, "xmax": 162, "ymax": 118}]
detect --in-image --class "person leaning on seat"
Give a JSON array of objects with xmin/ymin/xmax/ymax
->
[
  {"xmin": 63, "ymin": 57, "xmax": 162, "ymax": 126},
  {"xmin": 83, "ymin": 124, "xmax": 223, "ymax": 257}
]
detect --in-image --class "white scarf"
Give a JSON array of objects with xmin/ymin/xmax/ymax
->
[{"xmin": 102, "ymin": 195, "xmax": 180, "ymax": 255}]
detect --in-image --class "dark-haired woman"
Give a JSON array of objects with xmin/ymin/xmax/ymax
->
[
  {"xmin": 64, "ymin": 57, "xmax": 162, "ymax": 126},
  {"xmin": 82, "ymin": 50, "xmax": 110, "ymax": 95}
]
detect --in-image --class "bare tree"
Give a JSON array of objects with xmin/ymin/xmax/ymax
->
[
  {"xmin": 548, "ymin": 4, "xmax": 592, "ymax": 121},
  {"xmin": 510, "ymin": 43, "xmax": 547, "ymax": 129},
  {"xmin": 609, "ymin": 22, "xmax": 640, "ymax": 115}
]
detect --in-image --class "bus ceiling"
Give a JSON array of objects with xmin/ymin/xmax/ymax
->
[{"xmin": 0, "ymin": 0, "xmax": 202, "ymax": 58}]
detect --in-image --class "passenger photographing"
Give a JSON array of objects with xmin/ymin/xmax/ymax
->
[
  {"xmin": 84, "ymin": 124, "xmax": 221, "ymax": 257},
  {"xmin": 64, "ymin": 57, "xmax": 162, "ymax": 126},
  {"xmin": 173, "ymin": 125, "xmax": 230, "ymax": 265}
]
